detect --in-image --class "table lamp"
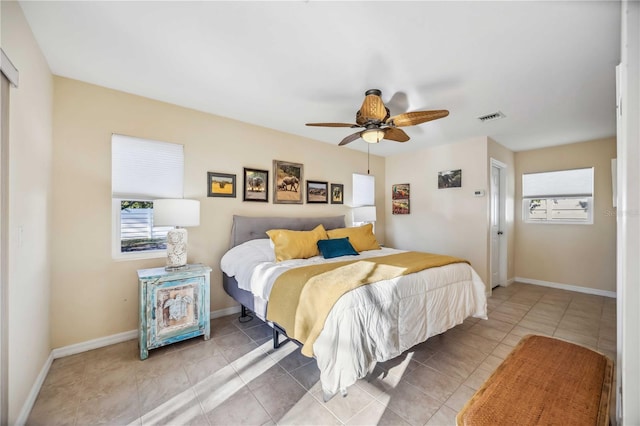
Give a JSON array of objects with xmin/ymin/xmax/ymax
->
[{"xmin": 153, "ymin": 199, "xmax": 200, "ymax": 270}]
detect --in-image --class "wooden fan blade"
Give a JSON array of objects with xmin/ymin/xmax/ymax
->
[
  {"xmin": 383, "ymin": 127, "xmax": 410, "ymax": 142},
  {"xmin": 356, "ymin": 91, "xmax": 389, "ymax": 125},
  {"xmin": 387, "ymin": 110, "xmax": 449, "ymax": 127},
  {"xmin": 339, "ymin": 131, "xmax": 363, "ymax": 146},
  {"xmin": 306, "ymin": 122, "xmax": 359, "ymax": 128}
]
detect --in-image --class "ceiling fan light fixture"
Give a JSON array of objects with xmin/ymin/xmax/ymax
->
[
  {"xmin": 362, "ymin": 128, "xmax": 385, "ymax": 144},
  {"xmin": 306, "ymin": 89, "xmax": 448, "ymax": 146}
]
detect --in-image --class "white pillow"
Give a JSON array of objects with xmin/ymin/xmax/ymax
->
[{"xmin": 220, "ymin": 238, "xmax": 275, "ymax": 278}]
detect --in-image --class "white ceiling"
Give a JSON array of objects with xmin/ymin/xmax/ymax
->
[{"xmin": 19, "ymin": 1, "xmax": 621, "ymax": 157}]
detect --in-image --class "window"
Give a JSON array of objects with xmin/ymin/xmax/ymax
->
[
  {"xmin": 112, "ymin": 134, "xmax": 184, "ymax": 259},
  {"xmin": 118, "ymin": 200, "xmax": 171, "ymax": 252},
  {"xmin": 352, "ymin": 173, "xmax": 375, "ymax": 207},
  {"xmin": 352, "ymin": 173, "xmax": 376, "ymax": 230},
  {"xmin": 522, "ymin": 167, "xmax": 594, "ymax": 224}
]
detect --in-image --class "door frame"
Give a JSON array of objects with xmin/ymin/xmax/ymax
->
[
  {"xmin": 490, "ymin": 158, "xmax": 508, "ymax": 288},
  {"xmin": 1, "ymin": 48, "xmax": 18, "ymax": 426}
]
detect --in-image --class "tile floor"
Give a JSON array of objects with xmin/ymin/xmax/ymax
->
[{"xmin": 27, "ymin": 283, "xmax": 617, "ymax": 426}]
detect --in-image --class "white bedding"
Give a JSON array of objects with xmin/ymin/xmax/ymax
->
[{"xmin": 220, "ymin": 239, "xmax": 488, "ymax": 398}]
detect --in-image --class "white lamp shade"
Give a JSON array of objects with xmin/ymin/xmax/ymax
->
[
  {"xmin": 352, "ymin": 206, "xmax": 377, "ymax": 223},
  {"xmin": 153, "ymin": 199, "xmax": 200, "ymax": 227}
]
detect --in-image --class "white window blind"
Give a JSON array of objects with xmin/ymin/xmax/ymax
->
[
  {"xmin": 112, "ymin": 134, "xmax": 184, "ymax": 199},
  {"xmin": 522, "ymin": 167, "xmax": 594, "ymax": 224},
  {"xmin": 523, "ymin": 167, "xmax": 594, "ymax": 198},
  {"xmin": 352, "ymin": 173, "xmax": 375, "ymax": 206}
]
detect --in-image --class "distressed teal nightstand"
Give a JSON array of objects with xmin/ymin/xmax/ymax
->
[{"xmin": 137, "ymin": 264, "xmax": 212, "ymax": 360}]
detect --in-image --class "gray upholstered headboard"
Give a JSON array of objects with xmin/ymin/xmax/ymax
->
[{"xmin": 229, "ymin": 215, "xmax": 346, "ymax": 248}]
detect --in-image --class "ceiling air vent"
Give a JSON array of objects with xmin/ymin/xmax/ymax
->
[{"xmin": 477, "ymin": 111, "xmax": 506, "ymax": 123}]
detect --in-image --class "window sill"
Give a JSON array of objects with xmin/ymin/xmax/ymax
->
[
  {"xmin": 523, "ymin": 220, "xmax": 593, "ymax": 225},
  {"xmin": 112, "ymin": 250, "xmax": 166, "ymax": 262}
]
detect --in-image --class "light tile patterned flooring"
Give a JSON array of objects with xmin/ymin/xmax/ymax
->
[{"xmin": 28, "ymin": 283, "xmax": 617, "ymax": 425}]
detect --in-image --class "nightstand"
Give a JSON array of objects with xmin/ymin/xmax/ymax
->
[{"xmin": 137, "ymin": 264, "xmax": 212, "ymax": 360}]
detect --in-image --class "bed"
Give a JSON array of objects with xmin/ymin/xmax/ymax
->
[{"xmin": 221, "ymin": 215, "xmax": 487, "ymax": 399}]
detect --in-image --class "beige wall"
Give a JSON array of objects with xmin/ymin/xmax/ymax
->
[
  {"xmin": 488, "ymin": 138, "xmax": 516, "ymax": 283},
  {"xmin": 51, "ymin": 76, "xmax": 385, "ymax": 348},
  {"xmin": 514, "ymin": 138, "xmax": 617, "ymax": 292},
  {"xmin": 385, "ymin": 137, "xmax": 493, "ymax": 288},
  {"xmin": 2, "ymin": 1, "xmax": 54, "ymax": 423}
]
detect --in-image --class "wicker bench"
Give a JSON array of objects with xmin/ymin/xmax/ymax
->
[{"xmin": 457, "ymin": 334, "xmax": 613, "ymax": 426}]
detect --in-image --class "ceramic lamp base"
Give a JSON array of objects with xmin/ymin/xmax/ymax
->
[{"xmin": 165, "ymin": 228, "xmax": 188, "ymax": 270}]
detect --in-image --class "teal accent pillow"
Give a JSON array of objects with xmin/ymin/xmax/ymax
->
[{"xmin": 317, "ymin": 237, "xmax": 359, "ymax": 259}]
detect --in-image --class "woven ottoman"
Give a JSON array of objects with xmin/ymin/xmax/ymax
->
[{"xmin": 456, "ymin": 334, "xmax": 613, "ymax": 426}]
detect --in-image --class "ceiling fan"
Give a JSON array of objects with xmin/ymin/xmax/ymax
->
[{"xmin": 306, "ymin": 89, "xmax": 449, "ymax": 146}]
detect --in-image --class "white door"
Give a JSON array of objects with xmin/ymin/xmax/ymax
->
[{"xmin": 490, "ymin": 165, "xmax": 502, "ymax": 288}]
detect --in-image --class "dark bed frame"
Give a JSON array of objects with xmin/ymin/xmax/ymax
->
[{"xmin": 222, "ymin": 215, "xmax": 347, "ymax": 349}]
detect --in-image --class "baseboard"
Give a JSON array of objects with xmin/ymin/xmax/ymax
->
[
  {"xmin": 15, "ymin": 352, "xmax": 53, "ymax": 426},
  {"xmin": 51, "ymin": 329, "xmax": 138, "ymax": 359},
  {"xmin": 506, "ymin": 278, "xmax": 515, "ymax": 286},
  {"xmin": 21, "ymin": 305, "xmax": 243, "ymax": 424},
  {"xmin": 51, "ymin": 305, "xmax": 242, "ymax": 359},
  {"xmin": 515, "ymin": 277, "xmax": 617, "ymax": 298},
  {"xmin": 210, "ymin": 305, "xmax": 241, "ymax": 319}
]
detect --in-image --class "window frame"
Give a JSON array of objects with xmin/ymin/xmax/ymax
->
[
  {"xmin": 522, "ymin": 167, "xmax": 594, "ymax": 225},
  {"xmin": 522, "ymin": 195, "xmax": 594, "ymax": 225}
]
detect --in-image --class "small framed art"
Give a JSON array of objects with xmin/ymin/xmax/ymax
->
[
  {"xmin": 273, "ymin": 160, "xmax": 303, "ymax": 204},
  {"xmin": 392, "ymin": 183, "xmax": 410, "ymax": 214},
  {"xmin": 438, "ymin": 169, "xmax": 462, "ymax": 189},
  {"xmin": 392, "ymin": 183, "xmax": 409, "ymax": 200},
  {"xmin": 243, "ymin": 168, "xmax": 269, "ymax": 202},
  {"xmin": 207, "ymin": 172, "xmax": 236, "ymax": 198},
  {"xmin": 330, "ymin": 183, "xmax": 344, "ymax": 204},
  {"xmin": 306, "ymin": 180, "xmax": 328, "ymax": 204},
  {"xmin": 392, "ymin": 199, "xmax": 410, "ymax": 215}
]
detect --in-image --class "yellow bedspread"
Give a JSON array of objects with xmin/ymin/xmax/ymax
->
[{"xmin": 266, "ymin": 251, "xmax": 469, "ymax": 357}]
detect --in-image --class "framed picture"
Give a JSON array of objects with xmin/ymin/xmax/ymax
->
[
  {"xmin": 392, "ymin": 183, "xmax": 410, "ymax": 200},
  {"xmin": 273, "ymin": 160, "xmax": 303, "ymax": 204},
  {"xmin": 243, "ymin": 168, "xmax": 269, "ymax": 202},
  {"xmin": 330, "ymin": 183, "xmax": 344, "ymax": 204},
  {"xmin": 392, "ymin": 199, "xmax": 410, "ymax": 215},
  {"xmin": 438, "ymin": 169, "xmax": 462, "ymax": 189},
  {"xmin": 207, "ymin": 172, "xmax": 236, "ymax": 198},
  {"xmin": 306, "ymin": 180, "xmax": 328, "ymax": 204}
]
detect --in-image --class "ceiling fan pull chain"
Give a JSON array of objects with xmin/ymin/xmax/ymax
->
[{"xmin": 367, "ymin": 144, "xmax": 370, "ymax": 175}]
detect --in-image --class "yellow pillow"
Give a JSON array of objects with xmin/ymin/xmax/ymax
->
[
  {"xmin": 326, "ymin": 224, "xmax": 381, "ymax": 252},
  {"xmin": 266, "ymin": 224, "xmax": 328, "ymax": 262}
]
